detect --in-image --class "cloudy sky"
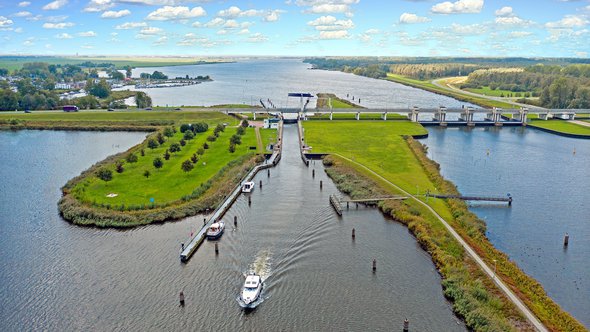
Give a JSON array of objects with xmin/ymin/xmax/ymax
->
[{"xmin": 0, "ymin": 0, "xmax": 589, "ymax": 57}]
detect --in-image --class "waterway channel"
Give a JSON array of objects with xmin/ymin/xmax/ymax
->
[
  {"xmin": 422, "ymin": 126, "xmax": 590, "ymax": 327},
  {"xmin": 0, "ymin": 127, "xmax": 464, "ymax": 331}
]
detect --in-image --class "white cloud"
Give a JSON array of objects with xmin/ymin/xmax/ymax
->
[
  {"xmin": 115, "ymin": 21, "xmax": 147, "ymax": 29},
  {"xmin": 83, "ymin": 0, "xmax": 114, "ymax": 12},
  {"xmin": 223, "ymin": 19, "xmax": 239, "ymax": 29},
  {"xmin": 45, "ymin": 15, "xmax": 68, "ymax": 23},
  {"xmin": 238, "ymin": 28, "xmax": 249, "ymax": 34},
  {"xmin": 153, "ymin": 36, "xmax": 168, "ymax": 45},
  {"xmin": 431, "ymin": 0, "xmax": 483, "ymax": 14},
  {"xmin": 264, "ymin": 10, "xmax": 284, "ymax": 22},
  {"xmin": 204, "ymin": 17, "xmax": 225, "ymax": 27},
  {"xmin": 308, "ymin": 16, "xmax": 354, "ymax": 31},
  {"xmin": 575, "ymin": 51, "xmax": 588, "ymax": 57},
  {"xmin": 217, "ymin": 6, "xmax": 246, "ymax": 18},
  {"xmin": 139, "ymin": 26, "xmax": 163, "ymax": 34},
  {"xmin": 78, "ymin": 31, "xmax": 97, "ymax": 37},
  {"xmin": 508, "ymin": 31, "xmax": 532, "ymax": 38},
  {"xmin": 247, "ymin": 32, "xmax": 268, "ymax": 43},
  {"xmin": 14, "ymin": 27, "xmax": 23, "ymax": 33},
  {"xmin": 55, "ymin": 32, "xmax": 73, "ymax": 38},
  {"xmin": 43, "ymin": 0, "xmax": 68, "ymax": 10},
  {"xmin": 308, "ymin": 4, "xmax": 349, "ymax": 14},
  {"xmin": 23, "ymin": 38, "xmax": 34, "ymax": 46},
  {"xmin": 545, "ymin": 15, "xmax": 589, "ymax": 28},
  {"xmin": 0, "ymin": 16, "xmax": 14, "ymax": 29},
  {"xmin": 81, "ymin": 44, "xmax": 94, "ymax": 49},
  {"xmin": 147, "ymin": 6, "xmax": 206, "ymax": 21},
  {"xmin": 399, "ymin": 13, "xmax": 431, "ymax": 24},
  {"xmin": 42, "ymin": 22, "xmax": 75, "ymax": 29},
  {"xmin": 494, "ymin": 6, "xmax": 513, "ymax": 17},
  {"xmin": 451, "ymin": 23, "xmax": 486, "ymax": 35},
  {"xmin": 319, "ymin": 30, "xmax": 349, "ymax": 39},
  {"xmin": 119, "ymin": 0, "xmax": 202, "ymax": 4},
  {"xmin": 101, "ymin": 10, "xmax": 131, "ymax": 19},
  {"xmin": 495, "ymin": 16, "xmax": 531, "ymax": 26},
  {"xmin": 216, "ymin": 6, "xmax": 284, "ymax": 22},
  {"xmin": 296, "ymin": 0, "xmax": 359, "ymax": 16},
  {"xmin": 13, "ymin": 11, "xmax": 32, "ymax": 18},
  {"xmin": 18, "ymin": 2, "xmax": 31, "ymax": 7}
]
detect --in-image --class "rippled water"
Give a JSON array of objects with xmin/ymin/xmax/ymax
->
[
  {"xmin": 422, "ymin": 126, "xmax": 590, "ymax": 327},
  {"xmin": 0, "ymin": 127, "xmax": 464, "ymax": 331},
  {"xmin": 128, "ymin": 58, "xmax": 475, "ymax": 109}
]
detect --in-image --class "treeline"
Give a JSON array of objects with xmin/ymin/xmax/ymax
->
[
  {"xmin": 464, "ymin": 65, "xmax": 590, "ymax": 108},
  {"xmin": 390, "ymin": 64, "xmax": 481, "ymax": 80}
]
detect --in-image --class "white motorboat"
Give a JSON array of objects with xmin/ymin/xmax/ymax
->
[
  {"xmin": 206, "ymin": 221, "xmax": 225, "ymax": 239},
  {"xmin": 241, "ymin": 181, "xmax": 255, "ymax": 193},
  {"xmin": 239, "ymin": 272, "xmax": 262, "ymax": 307}
]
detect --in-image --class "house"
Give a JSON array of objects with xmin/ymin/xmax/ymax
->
[{"xmin": 263, "ymin": 117, "xmax": 280, "ymax": 129}]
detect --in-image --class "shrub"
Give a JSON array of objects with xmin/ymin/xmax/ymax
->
[
  {"xmin": 156, "ymin": 132, "xmax": 165, "ymax": 144},
  {"xmin": 192, "ymin": 122, "xmax": 208, "ymax": 133},
  {"xmin": 181, "ymin": 160, "xmax": 194, "ymax": 172},
  {"xmin": 164, "ymin": 149, "xmax": 170, "ymax": 160},
  {"xmin": 153, "ymin": 157, "xmax": 163, "ymax": 169},
  {"xmin": 183, "ymin": 130, "xmax": 195, "ymax": 140},
  {"xmin": 125, "ymin": 153, "xmax": 138, "ymax": 163},
  {"xmin": 191, "ymin": 154, "xmax": 198, "ymax": 163},
  {"xmin": 147, "ymin": 139, "xmax": 158, "ymax": 149},
  {"xmin": 207, "ymin": 135, "xmax": 217, "ymax": 142},
  {"xmin": 230, "ymin": 134, "xmax": 242, "ymax": 145},
  {"xmin": 169, "ymin": 142, "xmax": 181, "ymax": 153},
  {"xmin": 196, "ymin": 148, "xmax": 205, "ymax": 155},
  {"xmin": 96, "ymin": 168, "xmax": 112, "ymax": 182},
  {"xmin": 214, "ymin": 123, "xmax": 225, "ymax": 134},
  {"xmin": 180, "ymin": 123, "xmax": 191, "ymax": 133},
  {"xmin": 180, "ymin": 139, "xmax": 186, "ymax": 146},
  {"xmin": 241, "ymin": 119, "xmax": 249, "ymax": 128},
  {"xmin": 203, "ymin": 142, "xmax": 209, "ymax": 149},
  {"xmin": 236, "ymin": 126, "xmax": 245, "ymax": 136},
  {"xmin": 140, "ymin": 149, "xmax": 145, "ymax": 156},
  {"xmin": 115, "ymin": 161, "xmax": 124, "ymax": 173},
  {"xmin": 229, "ymin": 144, "xmax": 236, "ymax": 153},
  {"xmin": 143, "ymin": 170, "xmax": 150, "ymax": 178}
]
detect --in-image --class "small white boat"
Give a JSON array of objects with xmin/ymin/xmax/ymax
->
[
  {"xmin": 241, "ymin": 181, "xmax": 255, "ymax": 193},
  {"xmin": 206, "ymin": 221, "xmax": 225, "ymax": 239},
  {"xmin": 240, "ymin": 272, "xmax": 262, "ymax": 308}
]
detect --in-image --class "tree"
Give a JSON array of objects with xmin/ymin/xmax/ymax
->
[
  {"xmin": 203, "ymin": 142, "xmax": 209, "ymax": 149},
  {"xmin": 151, "ymin": 71, "xmax": 168, "ymax": 79},
  {"xmin": 214, "ymin": 123, "xmax": 225, "ymax": 134},
  {"xmin": 236, "ymin": 126, "xmax": 245, "ymax": 136},
  {"xmin": 181, "ymin": 160, "xmax": 194, "ymax": 173},
  {"xmin": 143, "ymin": 170, "xmax": 151, "ymax": 178},
  {"xmin": 191, "ymin": 154, "xmax": 198, "ymax": 163},
  {"xmin": 180, "ymin": 124, "xmax": 191, "ymax": 133},
  {"xmin": 241, "ymin": 119, "xmax": 249, "ymax": 128},
  {"xmin": 192, "ymin": 122, "xmax": 208, "ymax": 133},
  {"xmin": 109, "ymin": 70, "xmax": 125, "ymax": 80},
  {"xmin": 96, "ymin": 168, "xmax": 113, "ymax": 182},
  {"xmin": 163, "ymin": 126, "xmax": 175, "ymax": 137},
  {"xmin": 140, "ymin": 149, "xmax": 145, "ymax": 156},
  {"xmin": 229, "ymin": 144, "xmax": 236, "ymax": 153},
  {"xmin": 169, "ymin": 142, "xmax": 181, "ymax": 153},
  {"xmin": 196, "ymin": 148, "xmax": 205, "ymax": 155},
  {"xmin": 89, "ymin": 78, "xmax": 111, "ymax": 98},
  {"xmin": 126, "ymin": 153, "xmax": 138, "ymax": 163},
  {"xmin": 179, "ymin": 139, "xmax": 186, "ymax": 146},
  {"xmin": 135, "ymin": 91, "xmax": 152, "ymax": 108},
  {"xmin": 230, "ymin": 134, "xmax": 242, "ymax": 145},
  {"xmin": 147, "ymin": 139, "xmax": 159, "ymax": 149},
  {"xmin": 549, "ymin": 78, "xmax": 572, "ymax": 108},
  {"xmin": 157, "ymin": 132, "xmax": 166, "ymax": 144},
  {"xmin": 164, "ymin": 149, "xmax": 170, "ymax": 160},
  {"xmin": 115, "ymin": 161, "xmax": 124, "ymax": 173},
  {"xmin": 183, "ymin": 130, "xmax": 195, "ymax": 140},
  {"xmin": 153, "ymin": 157, "xmax": 163, "ymax": 169},
  {"xmin": 124, "ymin": 66, "xmax": 132, "ymax": 79},
  {"xmin": 0, "ymin": 89, "xmax": 18, "ymax": 111},
  {"xmin": 207, "ymin": 135, "xmax": 216, "ymax": 142}
]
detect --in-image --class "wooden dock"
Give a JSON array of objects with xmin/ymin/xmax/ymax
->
[
  {"xmin": 426, "ymin": 193, "xmax": 512, "ymax": 205},
  {"xmin": 340, "ymin": 196, "xmax": 408, "ymax": 203},
  {"xmin": 329, "ymin": 195, "xmax": 342, "ymax": 216}
]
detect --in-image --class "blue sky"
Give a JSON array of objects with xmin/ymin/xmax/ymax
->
[{"xmin": 0, "ymin": 0, "xmax": 589, "ymax": 57}]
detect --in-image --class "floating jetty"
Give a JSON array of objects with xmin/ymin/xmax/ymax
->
[{"xmin": 180, "ymin": 123, "xmax": 283, "ymax": 263}]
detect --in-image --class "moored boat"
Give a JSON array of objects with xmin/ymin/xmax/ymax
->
[
  {"xmin": 242, "ymin": 181, "xmax": 255, "ymax": 193},
  {"xmin": 206, "ymin": 221, "xmax": 225, "ymax": 239}
]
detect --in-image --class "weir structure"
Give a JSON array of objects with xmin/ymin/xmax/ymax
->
[{"xmin": 220, "ymin": 107, "xmax": 590, "ymax": 127}]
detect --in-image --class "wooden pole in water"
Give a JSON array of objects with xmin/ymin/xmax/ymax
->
[
  {"xmin": 234, "ymin": 216, "xmax": 237, "ymax": 226},
  {"xmin": 215, "ymin": 243, "xmax": 219, "ymax": 255},
  {"xmin": 203, "ymin": 218, "xmax": 206, "ymax": 226},
  {"xmin": 181, "ymin": 243, "xmax": 184, "ymax": 251},
  {"xmin": 267, "ymin": 169, "xmax": 270, "ymax": 177},
  {"xmin": 248, "ymin": 196, "xmax": 252, "ymax": 206},
  {"xmin": 403, "ymin": 319, "xmax": 409, "ymax": 332},
  {"xmin": 259, "ymin": 180, "xmax": 262, "ymax": 188},
  {"xmin": 564, "ymin": 233, "xmax": 569, "ymax": 247},
  {"xmin": 372, "ymin": 259, "xmax": 377, "ymax": 272},
  {"xmin": 320, "ymin": 180, "xmax": 323, "ymax": 189},
  {"xmin": 352, "ymin": 228, "xmax": 355, "ymax": 239},
  {"xmin": 179, "ymin": 291, "xmax": 185, "ymax": 306},
  {"xmin": 312, "ymin": 169, "xmax": 315, "ymax": 178}
]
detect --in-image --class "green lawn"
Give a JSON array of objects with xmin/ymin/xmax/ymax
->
[
  {"xmin": 330, "ymin": 98, "xmax": 356, "ymax": 108},
  {"xmin": 466, "ymin": 86, "xmax": 531, "ymax": 98},
  {"xmin": 307, "ymin": 112, "xmax": 407, "ymax": 120},
  {"xmin": 260, "ymin": 128, "xmax": 277, "ymax": 150},
  {"xmin": 528, "ymin": 119, "xmax": 590, "ymax": 136},
  {"xmin": 72, "ymin": 126, "xmax": 257, "ymax": 207},
  {"xmin": 385, "ymin": 73, "xmax": 516, "ymax": 109},
  {"xmin": 303, "ymin": 120, "xmax": 453, "ymax": 220}
]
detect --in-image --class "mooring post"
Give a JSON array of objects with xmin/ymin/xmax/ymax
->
[
  {"xmin": 347, "ymin": 202, "xmax": 349, "ymax": 209},
  {"xmin": 259, "ymin": 180, "xmax": 262, "ymax": 188},
  {"xmin": 312, "ymin": 169, "xmax": 315, "ymax": 178},
  {"xmin": 215, "ymin": 243, "xmax": 219, "ymax": 255},
  {"xmin": 181, "ymin": 243, "xmax": 185, "ymax": 251},
  {"xmin": 320, "ymin": 180, "xmax": 323, "ymax": 189},
  {"xmin": 267, "ymin": 169, "xmax": 270, "ymax": 177},
  {"xmin": 352, "ymin": 228, "xmax": 355, "ymax": 239},
  {"xmin": 403, "ymin": 319, "xmax": 409, "ymax": 332},
  {"xmin": 356, "ymin": 203, "xmax": 358, "ymax": 209},
  {"xmin": 248, "ymin": 196, "xmax": 252, "ymax": 206},
  {"xmin": 564, "ymin": 233, "xmax": 569, "ymax": 247},
  {"xmin": 508, "ymin": 196, "xmax": 513, "ymax": 206},
  {"xmin": 234, "ymin": 216, "xmax": 237, "ymax": 226},
  {"xmin": 179, "ymin": 291, "xmax": 185, "ymax": 306},
  {"xmin": 372, "ymin": 259, "xmax": 377, "ymax": 272},
  {"xmin": 203, "ymin": 218, "xmax": 206, "ymax": 226}
]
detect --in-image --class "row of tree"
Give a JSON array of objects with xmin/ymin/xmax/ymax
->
[{"xmin": 389, "ymin": 63, "xmax": 481, "ymax": 80}]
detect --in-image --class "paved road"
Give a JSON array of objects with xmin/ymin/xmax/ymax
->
[
  {"xmin": 431, "ymin": 78, "xmax": 547, "ymax": 110},
  {"xmin": 570, "ymin": 119, "xmax": 590, "ymax": 128},
  {"xmin": 334, "ymin": 153, "xmax": 548, "ymax": 332}
]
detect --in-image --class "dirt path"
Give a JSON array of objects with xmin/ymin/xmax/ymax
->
[
  {"xmin": 255, "ymin": 127, "xmax": 263, "ymax": 152},
  {"xmin": 570, "ymin": 119, "xmax": 590, "ymax": 128},
  {"xmin": 333, "ymin": 153, "xmax": 548, "ymax": 332}
]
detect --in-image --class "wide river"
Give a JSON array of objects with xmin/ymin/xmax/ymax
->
[
  {"xmin": 423, "ymin": 126, "xmax": 590, "ymax": 327},
  {"xmin": 128, "ymin": 58, "xmax": 472, "ymax": 108},
  {"xmin": 0, "ymin": 127, "xmax": 464, "ymax": 331}
]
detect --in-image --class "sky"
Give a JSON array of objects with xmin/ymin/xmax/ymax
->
[{"xmin": 0, "ymin": 0, "xmax": 589, "ymax": 57}]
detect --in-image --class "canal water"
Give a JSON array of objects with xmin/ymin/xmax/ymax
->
[
  {"xmin": 0, "ymin": 127, "xmax": 464, "ymax": 331},
  {"xmin": 128, "ymin": 58, "xmax": 474, "ymax": 109},
  {"xmin": 422, "ymin": 126, "xmax": 590, "ymax": 327}
]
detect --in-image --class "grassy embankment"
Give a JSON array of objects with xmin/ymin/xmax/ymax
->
[
  {"xmin": 303, "ymin": 120, "xmax": 586, "ymax": 332},
  {"xmin": 465, "ymin": 86, "xmax": 533, "ymax": 98},
  {"xmin": 527, "ymin": 119, "xmax": 590, "ymax": 137},
  {"xmin": 0, "ymin": 56, "xmax": 227, "ymax": 71},
  {"xmin": 309, "ymin": 93, "xmax": 406, "ymax": 120},
  {"xmin": 385, "ymin": 73, "xmax": 516, "ymax": 109}
]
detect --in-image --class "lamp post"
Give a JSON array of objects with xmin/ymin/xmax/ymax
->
[{"xmin": 493, "ymin": 259, "xmax": 497, "ymax": 279}]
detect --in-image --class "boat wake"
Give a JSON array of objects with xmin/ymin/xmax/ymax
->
[{"xmin": 236, "ymin": 249, "xmax": 272, "ymax": 310}]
